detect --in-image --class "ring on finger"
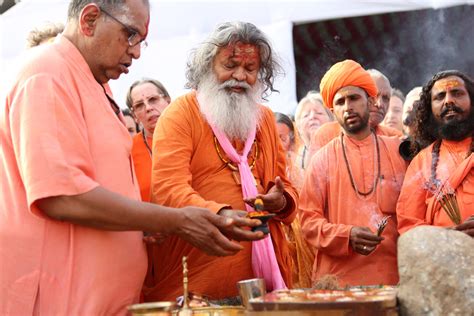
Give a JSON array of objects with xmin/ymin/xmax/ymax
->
[{"xmin": 363, "ymin": 245, "xmax": 367, "ymax": 250}]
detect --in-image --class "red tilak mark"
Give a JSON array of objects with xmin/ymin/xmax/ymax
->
[{"xmin": 221, "ymin": 42, "xmax": 260, "ymax": 64}]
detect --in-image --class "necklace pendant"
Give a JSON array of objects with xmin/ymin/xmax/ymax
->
[{"xmin": 232, "ymin": 171, "xmax": 241, "ymax": 185}]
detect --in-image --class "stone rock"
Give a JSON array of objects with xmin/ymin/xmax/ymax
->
[{"xmin": 397, "ymin": 226, "xmax": 474, "ymax": 316}]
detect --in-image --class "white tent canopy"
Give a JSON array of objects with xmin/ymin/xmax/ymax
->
[{"xmin": 1, "ymin": 0, "xmax": 472, "ymax": 114}]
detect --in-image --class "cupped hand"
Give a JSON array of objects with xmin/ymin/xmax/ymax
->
[
  {"xmin": 244, "ymin": 176, "xmax": 287, "ymax": 213},
  {"xmin": 350, "ymin": 226, "xmax": 384, "ymax": 255}
]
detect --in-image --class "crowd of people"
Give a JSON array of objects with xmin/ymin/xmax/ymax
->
[{"xmin": 1, "ymin": 0, "xmax": 472, "ymax": 314}]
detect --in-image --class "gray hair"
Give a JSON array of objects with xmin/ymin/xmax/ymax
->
[
  {"xmin": 185, "ymin": 21, "xmax": 282, "ymax": 100},
  {"xmin": 67, "ymin": 0, "xmax": 148, "ymax": 19},
  {"xmin": 125, "ymin": 78, "xmax": 171, "ymax": 110},
  {"xmin": 295, "ymin": 91, "xmax": 334, "ymax": 122},
  {"xmin": 367, "ymin": 68, "xmax": 391, "ymax": 87}
]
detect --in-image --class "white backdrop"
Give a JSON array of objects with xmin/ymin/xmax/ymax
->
[{"xmin": 1, "ymin": 0, "xmax": 472, "ymax": 114}]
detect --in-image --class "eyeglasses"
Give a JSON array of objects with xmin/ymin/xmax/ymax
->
[
  {"xmin": 100, "ymin": 6, "xmax": 148, "ymax": 49},
  {"xmin": 132, "ymin": 94, "xmax": 168, "ymax": 114}
]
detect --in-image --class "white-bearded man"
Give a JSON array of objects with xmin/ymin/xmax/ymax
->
[{"xmin": 145, "ymin": 21, "xmax": 298, "ymax": 303}]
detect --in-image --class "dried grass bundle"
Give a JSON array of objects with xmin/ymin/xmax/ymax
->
[
  {"xmin": 435, "ymin": 182, "xmax": 461, "ymax": 225},
  {"xmin": 376, "ymin": 216, "xmax": 391, "ymax": 236}
]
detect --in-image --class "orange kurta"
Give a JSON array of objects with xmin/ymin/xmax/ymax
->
[
  {"xmin": 309, "ymin": 121, "xmax": 403, "ymax": 158},
  {"xmin": 147, "ymin": 91, "xmax": 298, "ymax": 301},
  {"xmin": 299, "ymin": 133, "xmax": 407, "ymax": 286},
  {"xmin": 0, "ymin": 36, "xmax": 146, "ymax": 315},
  {"xmin": 397, "ymin": 137, "xmax": 473, "ymax": 234},
  {"xmin": 132, "ymin": 132, "xmax": 153, "ymax": 202}
]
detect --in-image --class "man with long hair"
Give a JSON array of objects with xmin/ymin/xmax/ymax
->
[
  {"xmin": 148, "ymin": 21, "xmax": 298, "ymax": 302},
  {"xmin": 397, "ymin": 70, "xmax": 474, "ymax": 237}
]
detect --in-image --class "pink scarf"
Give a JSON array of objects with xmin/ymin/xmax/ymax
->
[{"xmin": 210, "ymin": 123, "xmax": 286, "ymax": 291}]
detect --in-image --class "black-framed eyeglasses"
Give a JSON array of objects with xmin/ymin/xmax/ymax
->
[{"xmin": 100, "ymin": 6, "xmax": 148, "ymax": 49}]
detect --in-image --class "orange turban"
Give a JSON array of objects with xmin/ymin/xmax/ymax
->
[{"xmin": 319, "ymin": 59, "xmax": 378, "ymax": 109}]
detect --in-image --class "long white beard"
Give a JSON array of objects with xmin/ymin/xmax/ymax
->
[{"xmin": 197, "ymin": 73, "xmax": 262, "ymax": 141}]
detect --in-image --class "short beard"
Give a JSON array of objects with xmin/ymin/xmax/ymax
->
[
  {"xmin": 428, "ymin": 108, "xmax": 474, "ymax": 141},
  {"xmin": 338, "ymin": 110, "xmax": 370, "ymax": 134},
  {"xmin": 196, "ymin": 72, "xmax": 262, "ymax": 141}
]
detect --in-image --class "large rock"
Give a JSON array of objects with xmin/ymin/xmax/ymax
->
[{"xmin": 397, "ymin": 226, "xmax": 474, "ymax": 316}]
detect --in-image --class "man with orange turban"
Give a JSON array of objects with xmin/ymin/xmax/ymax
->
[
  {"xmin": 309, "ymin": 68, "xmax": 402, "ymax": 160},
  {"xmin": 299, "ymin": 59, "xmax": 407, "ymax": 286}
]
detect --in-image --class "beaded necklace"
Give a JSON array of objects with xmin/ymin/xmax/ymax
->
[
  {"xmin": 341, "ymin": 132, "xmax": 381, "ymax": 198},
  {"xmin": 213, "ymin": 136, "xmax": 259, "ymax": 185},
  {"xmin": 428, "ymin": 138, "xmax": 472, "ymax": 190}
]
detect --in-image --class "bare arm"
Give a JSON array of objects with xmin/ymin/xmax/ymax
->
[{"xmin": 36, "ymin": 186, "xmax": 261, "ymax": 256}]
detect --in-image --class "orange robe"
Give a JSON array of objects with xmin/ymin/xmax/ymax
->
[
  {"xmin": 397, "ymin": 137, "xmax": 473, "ymax": 233},
  {"xmin": 0, "ymin": 36, "xmax": 146, "ymax": 315},
  {"xmin": 309, "ymin": 121, "xmax": 403, "ymax": 159},
  {"xmin": 132, "ymin": 132, "xmax": 153, "ymax": 202},
  {"xmin": 147, "ymin": 91, "xmax": 298, "ymax": 301},
  {"xmin": 299, "ymin": 134, "xmax": 407, "ymax": 286}
]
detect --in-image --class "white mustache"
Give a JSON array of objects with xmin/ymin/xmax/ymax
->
[{"xmin": 219, "ymin": 79, "xmax": 252, "ymax": 90}]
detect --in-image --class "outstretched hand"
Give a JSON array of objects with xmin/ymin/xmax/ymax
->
[
  {"xmin": 350, "ymin": 226, "xmax": 384, "ymax": 255},
  {"xmin": 455, "ymin": 215, "xmax": 474, "ymax": 237},
  {"xmin": 244, "ymin": 176, "xmax": 287, "ymax": 213}
]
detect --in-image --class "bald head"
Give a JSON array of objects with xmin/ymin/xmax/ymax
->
[{"xmin": 367, "ymin": 69, "xmax": 392, "ymax": 127}]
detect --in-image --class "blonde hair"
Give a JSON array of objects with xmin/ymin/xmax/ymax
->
[{"xmin": 295, "ymin": 91, "xmax": 333, "ymax": 123}]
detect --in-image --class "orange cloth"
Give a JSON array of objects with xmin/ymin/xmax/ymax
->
[
  {"xmin": 309, "ymin": 121, "xmax": 403, "ymax": 159},
  {"xmin": 0, "ymin": 36, "xmax": 146, "ymax": 315},
  {"xmin": 283, "ymin": 142, "xmax": 315, "ymax": 289},
  {"xmin": 284, "ymin": 217, "xmax": 315, "ymax": 288},
  {"xmin": 397, "ymin": 138, "xmax": 473, "ymax": 233},
  {"xmin": 299, "ymin": 134, "xmax": 407, "ymax": 286},
  {"xmin": 146, "ymin": 91, "xmax": 297, "ymax": 301},
  {"xmin": 132, "ymin": 132, "xmax": 153, "ymax": 202},
  {"xmin": 319, "ymin": 59, "xmax": 378, "ymax": 109}
]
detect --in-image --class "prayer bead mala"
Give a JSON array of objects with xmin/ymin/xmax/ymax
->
[{"xmin": 341, "ymin": 132, "xmax": 381, "ymax": 198}]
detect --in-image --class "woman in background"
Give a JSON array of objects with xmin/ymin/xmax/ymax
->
[
  {"xmin": 294, "ymin": 91, "xmax": 334, "ymax": 170},
  {"xmin": 126, "ymin": 78, "xmax": 171, "ymax": 202}
]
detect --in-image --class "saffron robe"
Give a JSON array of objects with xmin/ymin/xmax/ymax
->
[
  {"xmin": 0, "ymin": 36, "xmax": 146, "ymax": 315},
  {"xmin": 147, "ymin": 91, "xmax": 297, "ymax": 301},
  {"xmin": 132, "ymin": 132, "xmax": 153, "ymax": 202},
  {"xmin": 309, "ymin": 121, "xmax": 403, "ymax": 159},
  {"xmin": 397, "ymin": 137, "xmax": 473, "ymax": 233},
  {"xmin": 299, "ymin": 133, "xmax": 407, "ymax": 286}
]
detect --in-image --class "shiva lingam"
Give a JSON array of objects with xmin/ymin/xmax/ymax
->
[{"xmin": 248, "ymin": 198, "xmax": 275, "ymax": 235}]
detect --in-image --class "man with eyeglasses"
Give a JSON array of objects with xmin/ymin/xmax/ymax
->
[{"xmin": 0, "ymin": 1, "xmax": 263, "ymax": 314}]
